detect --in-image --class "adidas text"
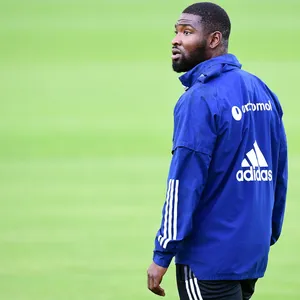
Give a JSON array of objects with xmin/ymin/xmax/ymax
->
[{"xmin": 236, "ymin": 167, "xmax": 272, "ymax": 182}]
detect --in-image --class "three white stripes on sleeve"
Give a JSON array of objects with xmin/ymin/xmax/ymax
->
[
  {"xmin": 158, "ymin": 179, "xmax": 179, "ymax": 249},
  {"xmin": 157, "ymin": 180, "xmax": 203, "ymax": 300}
]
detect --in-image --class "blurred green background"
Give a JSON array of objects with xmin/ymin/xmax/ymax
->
[{"xmin": 0, "ymin": 0, "xmax": 299, "ymax": 299}]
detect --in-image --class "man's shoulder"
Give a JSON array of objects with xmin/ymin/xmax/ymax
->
[
  {"xmin": 175, "ymin": 67, "xmax": 275, "ymax": 114},
  {"xmin": 183, "ymin": 68, "xmax": 251, "ymax": 97},
  {"xmin": 174, "ymin": 83, "xmax": 219, "ymax": 118},
  {"xmin": 223, "ymin": 67, "xmax": 270, "ymax": 90},
  {"xmin": 177, "ymin": 84, "xmax": 215, "ymax": 107}
]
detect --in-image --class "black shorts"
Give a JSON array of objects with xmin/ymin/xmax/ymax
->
[{"xmin": 176, "ymin": 264, "xmax": 258, "ymax": 300}]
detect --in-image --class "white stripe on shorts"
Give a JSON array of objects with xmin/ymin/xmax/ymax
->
[
  {"xmin": 184, "ymin": 266, "xmax": 194, "ymax": 300},
  {"xmin": 188, "ymin": 268, "xmax": 200, "ymax": 300},
  {"xmin": 193, "ymin": 277, "xmax": 203, "ymax": 300}
]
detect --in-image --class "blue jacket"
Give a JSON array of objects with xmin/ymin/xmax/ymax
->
[{"xmin": 153, "ymin": 54, "xmax": 288, "ymax": 280}]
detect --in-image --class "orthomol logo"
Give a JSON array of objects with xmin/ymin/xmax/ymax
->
[{"xmin": 232, "ymin": 100, "xmax": 272, "ymax": 121}]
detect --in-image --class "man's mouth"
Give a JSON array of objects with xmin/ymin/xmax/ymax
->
[{"xmin": 172, "ymin": 48, "xmax": 181, "ymax": 60}]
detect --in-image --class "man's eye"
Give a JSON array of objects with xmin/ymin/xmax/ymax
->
[{"xmin": 184, "ymin": 31, "xmax": 191, "ymax": 35}]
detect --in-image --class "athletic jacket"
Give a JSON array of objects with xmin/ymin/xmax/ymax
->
[{"xmin": 153, "ymin": 54, "xmax": 288, "ymax": 280}]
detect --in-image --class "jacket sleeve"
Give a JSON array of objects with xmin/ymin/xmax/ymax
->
[
  {"xmin": 271, "ymin": 121, "xmax": 288, "ymax": 245},
  {"xmin": 153, "ymin": 147, "xmax": 212, "ymax": 267},
  {"xmin": 153, "ymin": 91, "xmax": 217, "ymax": 268}
]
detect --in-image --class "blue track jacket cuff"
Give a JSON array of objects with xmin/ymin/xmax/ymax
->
[{"xmin": 153, "ymin": 250, "xmax": 174, "ymax": 268}]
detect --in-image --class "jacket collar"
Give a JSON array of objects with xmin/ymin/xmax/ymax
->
[{"xmin": 179, "ymin": 54, "xmax": 242, "ymax": 89}]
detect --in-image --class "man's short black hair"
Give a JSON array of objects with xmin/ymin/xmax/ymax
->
[{"xmin": 183, "ymin": 2, "xmax": 231, "ymax": 44}]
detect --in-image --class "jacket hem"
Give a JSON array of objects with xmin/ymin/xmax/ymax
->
[{"xmin": 184, "ymin": 273, "xmax": 264, "ymax": 280}]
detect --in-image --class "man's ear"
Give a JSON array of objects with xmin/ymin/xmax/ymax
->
[{"xmin": 208, "ymin": 31, "xmax": 222, "ymax": 49}]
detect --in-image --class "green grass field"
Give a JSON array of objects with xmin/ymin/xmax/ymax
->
[{"xmin": 0, "ymin": 0, "xmax": 300, "ymax": 299}]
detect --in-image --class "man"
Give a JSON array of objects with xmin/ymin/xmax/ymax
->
[{"xmin": 147, "ymin": 2, "xmax": 288, "ymax": 300}]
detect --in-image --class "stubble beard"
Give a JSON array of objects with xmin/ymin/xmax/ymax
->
[{"xmin": 172, "ymin": 42, "xmax": 207, "ymax": 73}]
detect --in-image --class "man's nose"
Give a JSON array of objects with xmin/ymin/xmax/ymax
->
[{"xmin": 172, "ymin": 34, "xmax": 182, "ymax": 46}]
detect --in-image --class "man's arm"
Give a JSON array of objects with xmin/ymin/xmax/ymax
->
[
  {"xmin": 271, "ymin": 122, "xmax": 288, "ymax": 245},
  {"xmin": 147, "ymin": 90, "xmax": 217, "ymax": 296},
  {"xmin": 147, "ymin": 146, "xmax": 212, "ymax": 296},
  {"xmin": 153, "ymin": 146, "xmax": 211, "ymax": 267}
]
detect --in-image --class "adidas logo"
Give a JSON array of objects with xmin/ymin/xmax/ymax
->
[{"xmin": 236, "ymin": 141, "xmax": 272, "ymax": 182}]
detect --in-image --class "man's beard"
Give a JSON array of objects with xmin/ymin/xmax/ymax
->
[{"xmin": 172, "ymin": 43, "xmax": 207, "ymax": 73}]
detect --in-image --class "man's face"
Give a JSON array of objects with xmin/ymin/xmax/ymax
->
[{"xmin": 172, "ymin": 13, "xmax": 208, "ymax": 73}]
